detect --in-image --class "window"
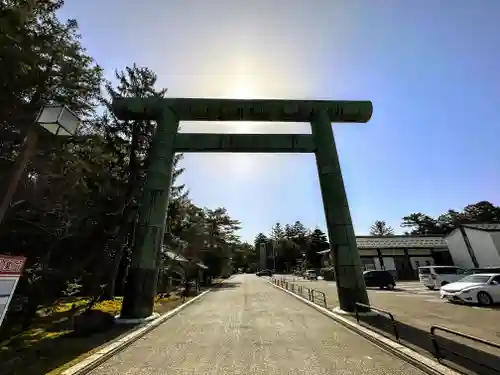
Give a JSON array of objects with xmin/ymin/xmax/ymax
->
[
  {"xmin": 460, "ymin": 275, "xmax": 490, "ymax": 284},
  {"xmin": 490, "ymin": 275, "xmax": 500, "ymax": 284},
  {"xmin": 434, "ymin": 267, "xmax": 459, "ymax": 275}
]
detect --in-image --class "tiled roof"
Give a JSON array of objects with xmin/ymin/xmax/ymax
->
[
  {"xmin": 316, "ymin": 236, "xmax": 448, "ymax": 252},
  {"xmin": 356, "ymin": 236, "xmax": 447, "ymax": 249},
  {"xmin": 463, "ymin": 223, "xmax": 500, "ymax": 231}
]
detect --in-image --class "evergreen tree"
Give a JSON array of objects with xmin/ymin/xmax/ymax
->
[
  {"xmin": 97, "ymin": 64, "xmax": 188, "ymax": 298},
  {"xmin": 284, "ymin": 223, "xmax": 297, "ymax": 239},
  {"xmin": 307, "ymin": 228, "xmax": 330, "ymax": 268},
  {"xmin": 270, "ymin": 222, "xmax": 284, "ymax": 241},
  {"xmin": 369, "ymin": 220, "xmax": 394, "ymax": 236}
]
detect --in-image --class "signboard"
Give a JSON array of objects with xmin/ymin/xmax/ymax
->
[{"xmin": 0, "ymin": 255, "xmax": 26, "ymax": 328}]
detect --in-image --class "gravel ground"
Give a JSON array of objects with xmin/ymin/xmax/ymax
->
[{"xmin": 90, "ymin": 274, "xmax": 424, "ymax": 375}]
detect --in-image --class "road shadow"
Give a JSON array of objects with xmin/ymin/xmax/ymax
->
[
  {"xmin": 354, "ymin": 313, "xmax": 500, "ymax": 375},
  {"xmin": 0, "ymin": 323, "xmax": 138, "ymax": 375},
  {"xmin": 365, "ymin": 287, "xmax": 406, "ymax": 292},
  {"xmin": 210, "ymin": 282, "xmax": 240, "ymax": 291}
]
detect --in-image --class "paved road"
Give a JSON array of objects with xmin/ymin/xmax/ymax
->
[
  {"xmin": 91, "ymin": 274, "xmax": 424, "ymax": 375},
  {"xmin": 279, "ymin": 275, "xmax": 500, "ymax": 374},
  {"xmin": 282, "ymin": 276, "xmax": 500, "ymax": 343}
]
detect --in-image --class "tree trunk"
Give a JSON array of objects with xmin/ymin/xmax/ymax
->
[
  {"xmin": 115, "ymin": 247, "xmax": 131, "ymax": 296},
  {"xmin": 100, "ymin": 214, "xmax": 137, "ymax": 300},
  {"xmin": 100, "ymin": 127, "xmax": 142, "ymax": 300}
]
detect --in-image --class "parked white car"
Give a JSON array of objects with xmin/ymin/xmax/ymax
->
[
  {"xmin": 418, "ymin": 266, "xmax": 470, "ymax": 290},
  {"xmin": 440, "ymin": 273, "xmax": 500, "ymax": 306}
]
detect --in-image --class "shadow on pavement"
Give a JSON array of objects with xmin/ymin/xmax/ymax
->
[
  {"xmin": 365, "ymin": 287, "xmax": 422, "ymax": 294},
  {"xmin": 355, "ymin": 314, "xmax": 500, "ymax": 375},
  {"xmin": 0, "ymin": 323, "xmax": 139, "ymax": 375},
  {"xmin": 365, "ymin": 287, "xmax": 405, "ymax": 292},
  {"xmin": 210, "ymin": 282, "xmax": 240, "ymax": 291}
]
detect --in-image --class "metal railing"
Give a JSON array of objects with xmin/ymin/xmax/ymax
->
[
  {"xmin": 430, "ymin": 325, "xmax": 500, "ymax": 373},
  {"xmin": 298, "ymin": 285, "xmax": 312, "ymax": 300},
  {"xmin": 271, "ymin": 278, "xmax": 327, "ymax": 308},
  {"xmin": 354, "ymin": 302, "xmax": 400, "ymax": 342},
  {"xmin": 272, "ymin": 277, "xmax": 500, "ymax": 373},
  {"xmin": 311, "ymin": 290, "xmax": 327, "ymax": 308}
]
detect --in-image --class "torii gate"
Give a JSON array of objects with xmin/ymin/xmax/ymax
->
[{"xmin": 111, "ymin": 97, "xmax": 373, "ymax": 320}]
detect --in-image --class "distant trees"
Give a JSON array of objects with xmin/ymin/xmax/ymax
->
[
  {"xmin": 401, "ymin": 201, "xmax": 500, "ymax": 235},
  {"xmin": 259, "ymin": 202, "xmax": 500, "ymax": 274},
  {"xmin": 369, "ymin": 221, "xmax": 394, "ymax": 236},
  {"xmin": 370, "ymin": 201, "xmax": 500, "ymax": 237},
  {"xmin": 254, "ymin": 222, "xmax": 329, "ymax": 272}
]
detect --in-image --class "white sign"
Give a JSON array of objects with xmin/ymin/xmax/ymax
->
[{"xmin": 0, "ymin": 255, "xmax": 26, "ymax": 328}]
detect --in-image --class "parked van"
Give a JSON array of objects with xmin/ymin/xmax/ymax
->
[{"xmin": 418, "ymin": 266, "xmax": 471, "ymax": 290}]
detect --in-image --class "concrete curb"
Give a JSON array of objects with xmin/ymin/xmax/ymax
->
[
  {"xmin": 61, "ymin": 288, "xmax": 213, "ymax": 375},
  {"xmin": 267, "ymin": 280, "xmax": 460, "ymax": 375}
]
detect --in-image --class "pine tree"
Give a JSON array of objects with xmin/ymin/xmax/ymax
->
[
  {"xmin": 0, "ymin": 0, "xmax": 103, "ymax": 215},
  {"xmin": 270, "ymin": 222, "xmax": 284, "ymax": 241},
  {"xmin": 369, "ymin": 220, "xmax": 395, "ymax": 236},
  {"xmin": 307, "ymin": 228, "xmax": 330, "ymax": 268},
  {"xmin": 98, "ymin": 64, "xmax": 188, "ymax": 299}
]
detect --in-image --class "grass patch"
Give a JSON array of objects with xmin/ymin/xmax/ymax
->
[{"xmin": 0, "ymin": 293, "xmax": 191, "ymax": 375}]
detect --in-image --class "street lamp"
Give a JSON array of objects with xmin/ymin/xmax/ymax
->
[
  {"xmin": 0, "ymin": 104, "xmax": 81, "ymax": 225},
  {"xmin": 35, "ymin": 105, "xmax": 82, "ymax": 137}
]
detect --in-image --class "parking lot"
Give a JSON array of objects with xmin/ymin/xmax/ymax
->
[
  {"xmin": 274, "ymin": 275, "xmax": 500, "ymax": 374},
  {"xmin": 280, "ymin": 277, "xmax": 499, "ymax": 342}
]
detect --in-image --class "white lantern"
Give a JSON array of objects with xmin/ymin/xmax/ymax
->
[{"xmin": 36, "ymin": 104, "xmax": 81, "ymax": 136}]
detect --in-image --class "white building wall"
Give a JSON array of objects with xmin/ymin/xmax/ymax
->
[
  {"xmin": 445, "ymin": 230, "xmax": 475, "ymax": 268},
  {"xmin": 382, "ymin": 257, "xmax": 396, "ymax": 271},
  {"xmin": 465, "ymin": 228, "xmax": 500, "ymax": 267},
  {"xmin": 490, "ymin": 232, "xmax": 500, "ymax": 257}
]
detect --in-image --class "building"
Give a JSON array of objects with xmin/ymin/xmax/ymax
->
[
  {"xmin": 444, "ymin": 223, "xmax": 500, "ymax": 269},
  {"xmin": 319, "ymin": 235, "xmax": 452, "ymax": 280}
]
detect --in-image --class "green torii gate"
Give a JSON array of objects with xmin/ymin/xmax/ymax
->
[{"xmin": 112, "ymin": 97, "xmax": 372, "ymax": 320}]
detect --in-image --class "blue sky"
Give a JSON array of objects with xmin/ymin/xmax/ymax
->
[{"xmin": 60, "ymin": 0, "xmax": 500, "ymax": 242}]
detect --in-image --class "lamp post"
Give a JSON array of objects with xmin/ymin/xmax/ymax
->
[{"xmin": 0, "ymin": 105, "xmax": 81, "ymax": 226}]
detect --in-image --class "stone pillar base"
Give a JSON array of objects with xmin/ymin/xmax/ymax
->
[
  {"xmin": 332, "ymin": 306, "xmax": 377, "ymax": 317},
  {"xmin": 114, "ymin": 312, "xmax": 160, "ymax": 324}
]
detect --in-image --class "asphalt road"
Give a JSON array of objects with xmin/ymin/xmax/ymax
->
[
  {"xmin": 280, "ymin": 275, "xmax": 500, "ymax": 374},
  {"xmin": 90, "ymin": 274, "xmax": 424, "ymax": 375},
  {"xmin": 281, "ymin": 276, "xmax": 500, "ymax": 344}
]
